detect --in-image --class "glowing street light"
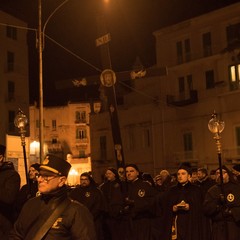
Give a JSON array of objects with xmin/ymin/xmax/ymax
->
[
  {"xmin": 208, "ymin": 111, "xmax": 225, "ymax": 188},
  {"xmin": 14, "ymin": 109, "xmax": 29, "ymax": 187}
]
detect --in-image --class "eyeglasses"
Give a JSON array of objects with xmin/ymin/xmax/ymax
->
[{"xmin": 36, "ymin": 173, "xmax": 59, "ymax": 183}]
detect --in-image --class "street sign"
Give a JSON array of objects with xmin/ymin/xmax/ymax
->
[{"xmin": 95, "ymin": 33, "xmax": 111, "ymax": 47}]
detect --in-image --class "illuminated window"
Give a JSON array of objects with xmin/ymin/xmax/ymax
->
[{"xmin": 229, "ymin": 64, "xmax": 240, "ymax": 90}]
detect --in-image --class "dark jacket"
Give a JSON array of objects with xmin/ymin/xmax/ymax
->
[
  {"xmin": 9, "ymin": 185, "xmax": 96, "ymax": 240},
  {"xmin": 15, "ymin": 179, "xmax": 39, "ymax": 217},
  {"xmin": 69, "ymin": 184, "xmax": 105, "ymax": 220},
  {"xmin": 203, "ymin": 181, "xmax": 240, "ymax": 240},
  {"xmin": 0, "ymin": 161, "xmax": 20, "ymax": 239}
]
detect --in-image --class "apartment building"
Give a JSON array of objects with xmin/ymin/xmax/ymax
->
[
  {"xmin": 90, "ymin": 2, "xmax": 240, "ymax": 181},
  {"xmin": 29, "ymin": 102, "xmax": 92, "ymax": 185},
  {"xmin": 0, "ymin": 11, "xmax": 29, "ymax": 183},
  {"xmin": 0, "ymin": 11, "xmax": 29, "ymax": 144}
]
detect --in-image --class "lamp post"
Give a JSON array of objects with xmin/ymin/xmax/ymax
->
[
  {"xmin": 38, "ymin": 0, "xmax": 70, "ymax": 162},
  {"xmin": 14, "ymin": 109, "xmax": 29, "ymax": 187},
  {"xmin": 208, "ymin": 111, "xmax": 225, "ymax": 190}
]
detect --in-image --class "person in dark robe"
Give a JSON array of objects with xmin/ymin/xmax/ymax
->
[
  {"xmin": 162, "ymin": 163, "xmax": 203, "ymax": 240},
  {"xmin": 195, "ymin": 167, "xmax": 216, "ymax": 240},
  {"xmin": 69, "ymin": 172, "xmax": 105, "ymax": 240},
  {"xmin": 15, "ymin": 163, "xmax": 40, "ymax": 217},
  {"xmin": 203, "ymin": 165, "xmax": 240, "ymax": 240},
  {"xmin": 123, "ymin": 164, "xmax": 158, "ymax": 240},
  {"xmin": 100, "ymin": 167, "xmax": 126, "ymax": 240}
]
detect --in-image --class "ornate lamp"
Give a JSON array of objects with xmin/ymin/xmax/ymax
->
[
  {"xmin": 14, "ymin": 109, "xmax": 29, "ymax": 186},
  {"xmin": 208, "ymin": 111, "xmax": 225, "ymax": 190}
]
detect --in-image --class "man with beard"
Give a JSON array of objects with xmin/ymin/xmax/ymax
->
[
  {"xmin": 69, "ymin": 172, "xmax": 105, "ymax": 240},
  {"xmin": 0, "ymin": 144, "xmax": 20, "ymax": 240},
  {"xmin": 162, "ymin": 163, "xmax": 203, "ymax": 240},
  {"xmin": 203, "ymin": 165, "xmax": 240, "ymax": 240}
]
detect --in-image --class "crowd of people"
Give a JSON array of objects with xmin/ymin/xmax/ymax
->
[{"xmin": 1, "ymin": 142, "xmax": 240, "ymax": 239}]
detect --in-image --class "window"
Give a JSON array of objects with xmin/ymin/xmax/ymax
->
[
  {"xmin": 176, "ymin": 41, "xmax": 183, "ymax": 64},
  {"xmin": 176, "ymin": 39, "xmax": 191, "ymax": 64},
  {"xmin": 202, "ymin": 32, "xmax": 212, "ymax": 57},
  {"xmin": 187, "ymin": 75, "xmax": 193, "ymax": 91},
  {"xmin": 226, "ymin": 22, "xmax": 240, "ymax": 45},
  {"xmin": 76, "ymin": 128, "xmax": 87, "ymax": 139},
  {"xmin": 75, "ymin": 111, "xmax": 86, "ymax": 123},
  {"xmin": 8, "ymin": 111, "xmax": 15, "ymax": 132},
  {"xmin": 6, "ymin": 26, "xmax": 17, "ymax": 40},
  {"xmin": 52, "ymin": 120, "xmax": 56, "ymax": 130},
  {"xmin": 8, "ymin": 81, "xmax": 15, "ymax": 101},
  {"xmin": 205, "ymin": 70, "xmax": 215, "ymax": 89},
  {"xmin": 52, "ymin": 138, "xmax": 57, "ymax": 144},
  {"xmin": 183, "ymin": 132, "xmax": 193, "ymax": 159},
  {"xmin": 100, "ymin": 136, "xmax": 107, "ymax": 160},
  {"xmin": 229, "ymin": 64, "xmax": 240, "ymax": 90},
  {"xmin": 178, "ymin": 77, "xmax": 185, "ymax": 93},
  {"xmin": 7, "ymin": 51, "xmax": 14, "ymax": 72},
  {"xmin": 184, "ymin": 39, "xmax": 191, "ymax": 62}
]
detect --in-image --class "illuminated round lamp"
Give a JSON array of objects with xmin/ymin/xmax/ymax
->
[
  {"xmin": 14, "ymin": 109, "xmax": 28, "ymax": 130},
  {"xmin": 208, "ymin": 113, "xmax": 225, "ymax": 135}
]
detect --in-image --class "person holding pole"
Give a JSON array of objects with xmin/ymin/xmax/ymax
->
[{"xmin": 203, "ymin": 165, "xmax": 240, "ymax": 240}]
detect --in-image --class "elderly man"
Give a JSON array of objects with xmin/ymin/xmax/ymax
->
[{"xmin": 9, "ymin": 154, "xmax": 96, "ymax": 240}]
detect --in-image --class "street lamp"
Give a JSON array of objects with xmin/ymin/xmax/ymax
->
[
  {"xmin": 208, "ymin": 111, "xmax": 225, "ymax": 188},
  {"xmin": 38, "ymin": 0, "xmax": 70, "ymax": 162},
  {"xmin": 14, "ymin": 109, "xmax": 29, "ymax": 186}
]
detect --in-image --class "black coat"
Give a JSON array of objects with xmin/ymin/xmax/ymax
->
[
  {"xmin": 9, "ymin": 185, "xmax": 96, "ymax": 240},
  {"xmin": 0, "ymin": 162, "xmax": 20, "ymax": 240},
  {"xmin": 203, "ymin": 182, "xmax": 240, "ymax": 240},
  {"xmin": 162, "ymin": 182, "xmax": 203, "ymax": 240},
  {"xmin": 124, "ymin": 178, "xmax": 158, "ymax": 240}
]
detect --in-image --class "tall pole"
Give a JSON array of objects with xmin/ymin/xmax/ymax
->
[{"xmin": 38, "ymin": 0, "xmax": 44, "ymax": 162}]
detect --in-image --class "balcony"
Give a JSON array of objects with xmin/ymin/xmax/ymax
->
[
  {"xmin": 166, "ymin": 90, "xmax": 198, "ymax": 106},
  {"xmin": 46, "ymin": 142, "xmax": 63, "ymax": 153}
]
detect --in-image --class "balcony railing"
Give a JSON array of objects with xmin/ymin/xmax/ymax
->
[{"xmin": 166, "ymin": 90, "xmax": 198, "ymax": 106}]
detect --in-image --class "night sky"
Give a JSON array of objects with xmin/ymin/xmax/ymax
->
[{"xmin": 0, "ymin": 0, "xmax": 239, "ymax": 105}]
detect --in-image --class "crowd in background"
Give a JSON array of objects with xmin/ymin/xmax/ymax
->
[{"xmin": 1, "ymin": 141, "xmax": 240, "ymax": 239}]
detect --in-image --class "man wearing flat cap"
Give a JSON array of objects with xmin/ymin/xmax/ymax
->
[
  {"xmin": 9, "ymin": 154, "xmax": 96, "ymax": 240},
  {"xmin": 0, "ymin": 144, "xmax": 20, "ymax": 240}
]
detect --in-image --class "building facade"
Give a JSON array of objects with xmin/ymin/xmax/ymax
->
[
  {"xmin": 0, "ymin": 11, "xmax": 29, "ymax": 184},
  {"xmin": 90, "ymin": 2, "xmax": 240, "ymax": 181},
  {"xmin": 0, "ymin": 11, "xmax": 29, "ymax": 144},
  {"xmin": 29, "ymin": 102, "xmax": 92, "ymax": 185}
]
